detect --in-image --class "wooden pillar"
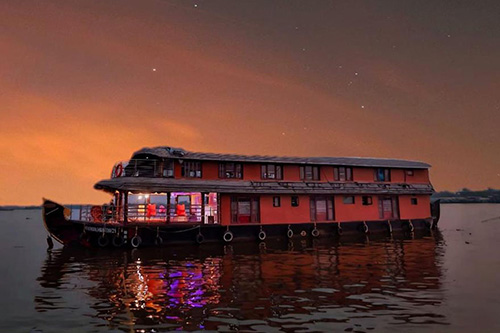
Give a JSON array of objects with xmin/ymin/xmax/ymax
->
[
  {"xmin": 166, "ymin": 191, "xmax": 171, "ymax": 223},
  {"xmin": 201, "ymin": 192, "xmax": 206, "ymax": 224},
  {"xmin": 123, "ymin": 192, "xmax": 128, "ymax": 225},
  {"xmin": 217, "ymin": 193, "xmax": 221, "ymax": 224}
]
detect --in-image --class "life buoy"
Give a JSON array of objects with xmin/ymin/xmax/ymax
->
[
  {"xmin": 363, "ymin": 222, "xmax": 369, "ymax": 234},
  {"xmin": 154, "ymin": 236, "xmax": 163, "ymax": 245},
  {"xmin": 90, "ymin": 206, "xmax": 103, "ymax": 222},
  {"xmin": 258, "ymin": 230, "xmax": 266, "ymax": 241},
  {"xmin": 223, "ymin": 231, "xmax": 233, "ymax": 243},
  {"xmin": 196, "ymin": 233, "xmax": 204, "ymax": 244},
  {"xmin": 115, "ymin": 163, "xmax": 123, "ymax": 177},
  {"xmin": 112, "ymin": 235, "xmax": 124, "ymax": 247},
  {"xmin": 287, "ymin": 229, "xmax": 294, "ymax": 239},
  {"xmin": 311, "ymin": 228, "xmax": 319, "ymax": 237},
  {"xmin": 131, "ymin": 235, "xmax": 142, "ymax": 248},
  {"xmin": 408, "ymin": 220, "xmax": 415, "ymax": 232},
  {"xmin": 98, "ymin": 235, "xmax": 109, "ymax": 247}
]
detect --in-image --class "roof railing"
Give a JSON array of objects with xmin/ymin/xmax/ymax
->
[{"xmin": 111, "ymin": 159, "xmax": 174, "ymax": 178}]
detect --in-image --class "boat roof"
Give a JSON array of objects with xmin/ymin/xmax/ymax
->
[
  {"xmin": 94, "ymin": 177, "xmax": 434, "ymax": 195},
  {"xmin": 132, "ymin": 146, "xmax": 431, "ymax": 169}
]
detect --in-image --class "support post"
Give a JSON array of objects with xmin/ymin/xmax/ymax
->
[
  {"xmin": 166, "ymin": 192, "xmax": 171, "ymax": 224},
  {"xmin": 123, "ymin": 192, "xmax": 128, "ymax": 225},
  {"xmin": 217, "ymin": 193, "xmax": 221, "ymax": 224},
  {"xmin": 201, "ymin": 192, "xmax": 206, "ymax": 224}
]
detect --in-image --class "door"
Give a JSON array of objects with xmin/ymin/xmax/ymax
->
[
  {"xmin": 231, "ymin": 197, "xmax": 260, "ymax": 223},
  {"xmin": 310, "ymin": 196, "xmax": 335, "ymax": 221},
  {"xmin": 379, "ymin": 196, "xmax": 399, "ymax": 219}
]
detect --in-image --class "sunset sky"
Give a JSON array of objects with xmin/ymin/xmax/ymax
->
[{"xmin": 1, "ymin": 0, "xmax": 499, "ymax": 205}]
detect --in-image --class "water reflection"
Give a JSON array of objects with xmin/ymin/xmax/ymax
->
[{"xmin": 36, "ymin": 234, "xmax": 447, "ymax": 331}]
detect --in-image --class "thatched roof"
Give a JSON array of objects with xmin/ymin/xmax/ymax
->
[
  {"xmin": 95, "ymin": 177, "xmax": 433, "ymax": 195},
  {"xmin": 132, "ymin": 146, "xmax": 431, "ymax": 169}
]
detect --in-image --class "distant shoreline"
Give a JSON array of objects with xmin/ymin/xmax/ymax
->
[{"xmin": 0, "ymin": 206, "xmax": 41, "ymax": 211}]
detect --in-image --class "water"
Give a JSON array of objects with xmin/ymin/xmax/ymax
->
[{"xmin": 1, "ymin": 204, "xmax": 500, "ymax": 332}]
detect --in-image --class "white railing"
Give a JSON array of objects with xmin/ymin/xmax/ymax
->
[{"xmin": 69, "ymin": 204, "xmax": 218, "ymax": 225}]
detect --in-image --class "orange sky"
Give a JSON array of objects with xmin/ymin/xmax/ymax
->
[{"xmin": 1, "ymin": 0, "xmax": 499, "ymax": 205}]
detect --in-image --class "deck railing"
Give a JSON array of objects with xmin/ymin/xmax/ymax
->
[
  {"xmin": 112, "ymin": 159, "xmax": 174, "ymax": 178},
  {"xmin": 69, "ymin": 204, "xmax": 218, "ymax": 225}
]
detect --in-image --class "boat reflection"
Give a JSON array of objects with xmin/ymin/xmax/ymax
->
[{"xmin": 36, "ymin": 233, "xmax": 447, "ymax": 331}]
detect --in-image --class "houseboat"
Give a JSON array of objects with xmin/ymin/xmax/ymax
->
[{"xmin": 42, "ymin": 146, "xmax": 440, "ymax": 248}]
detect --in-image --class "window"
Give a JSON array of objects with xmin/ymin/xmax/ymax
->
[
  {"xmin": 343, "ymin": 196, "xmax": 355, "ymax": 204},
  {"xmin": 334, "ymin": 167, "xmax": 353, "ymax": 181},
  {"xmin": 219, "ymin": 162, "xmax": 243, "ymax": 179},
  {"xmin": 261, "ymin": 164, "xmax": 283, "ymax": 180},
  {"xmin": 291, "ymin": 196, "xmax": 299, "ymax": 207},
  {"xmin": 162, "ymin": 160, "xmax": 174, "ymax": 177},
  {"xmin": 230, "ymin": 197, "xmax": 260, "ymax": 223},
  {"xmin": 375, "ymin": 168, "xmax": 391, "ymax": 182},
  {"xmin": 411, "ymin": 197, "xmax": 418, "ymax": 205},
  {"xmin": 182, "ymin": 161, "xmax": 202, "ymax": 178},
  {"xmin": 362, "ymin": 196, "xmax": 373, "ymax": 205},
  {"xmin": 273, "ymin": 196, "xmax": 281, "ymax": 207},
  {"xmin": 300, "ymin": 165, "xmax": 320, "ymax": 180},
  {"xmin": 310, "ymin": 196, "xmax": 334, "ymax": 221}
]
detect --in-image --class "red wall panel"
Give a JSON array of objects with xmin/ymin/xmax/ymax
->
[
  {"xmin": 260, "ymin": 195, "xmax": 311, "ymax": 224},
  {"xmin": 399, "ymin": 195, "xmax": 431, "ymax": 219},
  {"xmin": 334, "ymin": 195, "xmax": 380, "ymax": 222}
]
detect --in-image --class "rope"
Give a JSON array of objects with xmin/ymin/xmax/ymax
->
[{"xmin": 167, "ymin": 225, "xmax": 201, "ymax": 234}]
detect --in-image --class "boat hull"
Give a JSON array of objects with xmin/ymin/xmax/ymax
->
[{"xmin": 43, "ymin": 199, "xmax": 439, "ymax": 248}]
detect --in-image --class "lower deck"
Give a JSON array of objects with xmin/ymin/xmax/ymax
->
[
  {"xmin": 70, "ymin": 192, "xmax": 432, "ymax": 227},
  {"xmin": 71, "ymin": 218, "xmax": 435, "ymax": 248},
  {"xmin": 43, "ymin": 198, "xmax": 438, "ymax": 248}
]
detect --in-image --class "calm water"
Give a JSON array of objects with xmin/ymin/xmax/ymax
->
[{"xmin": 1, "ymin": 205, "xmax": 500, "ymax": 332}]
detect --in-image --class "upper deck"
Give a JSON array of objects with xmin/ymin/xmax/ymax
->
[{"xmin": 94, "ymin": 146, "xmax": 433, "ymax": 195}]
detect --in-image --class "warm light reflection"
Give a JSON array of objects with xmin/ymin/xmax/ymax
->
[{"xmin": 36, "ymin": 237, "xmax": 446, "ymax": 330}]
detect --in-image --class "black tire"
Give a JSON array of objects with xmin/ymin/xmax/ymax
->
[
  {"xmin": 223, "ymin": 231, "xmax": 233, "ymax": 243},
  {"xmin": 98, "ymin": 235, "xmax": 109, "ymax": 247},
  {"xmin": 287, "ymin": 229, "xmax": 293, "ymax": 239},
  {"xmin": 359, "ymin": 223, "xmax": 369, "ymax": 234},
  {"xmin": 112, "ymin": 236, "xmax": 124, "ymax": 247},
  {"xmin": 155, "ymin": 236, "xmax": 163, "ymax": 246},
  {"xmin": 311, "ymin": 228, "xmax": 319, "ymax": 237},
  {"xmin": 196, "ymin": 233, "xmax": 204, "ymax": 244},
  {"xmin": 131, "ymin": 236, "xmax": 142, "ymax": 248},
  {"xmin": 337, "ymin": 226, "xmax": 343, "ymax": 236},
  {"xmin": 258, "ymin": 230, "xmax": 266, "ymax": 241}
]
